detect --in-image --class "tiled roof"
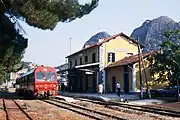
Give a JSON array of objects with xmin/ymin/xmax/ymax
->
[
  {"xmin": 106, "ymin": 51, "xmax": 156, "ymax": 68},
  {"xmin": 66, "ymin": 32, "xmax": 144, "ymax": 58}
]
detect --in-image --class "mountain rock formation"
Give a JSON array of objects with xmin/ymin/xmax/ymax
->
[
  {"xmin": 83, "ymin": 31, "xmax": 111, "ymax": 48},
  {"xmin": 130, "ymin": 16, "xmax": 180, "ymax": 52}
]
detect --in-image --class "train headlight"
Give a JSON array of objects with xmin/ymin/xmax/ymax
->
[
  {"xmin": 36, "ymin": 85, "xmax": 39, "ymax": 88},
  {"xmin": 53, "ymin": 85, "xmax": 56, "ymax": 87}
]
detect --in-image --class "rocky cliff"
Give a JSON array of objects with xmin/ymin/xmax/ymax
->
[
  {"xmin": 130, "ymin": 16, "xmax": 180, "ymax": 52},
  {"xmin": 83, "ymin": 31, "xmax": 111, "ymax": 48}
]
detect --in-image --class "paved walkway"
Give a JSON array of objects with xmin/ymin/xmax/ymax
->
[
  {"xmin": 58, "ymin": 92, "xmax": 139, "ymax": 100},
  {"xmin": 128, "ymin": 99, "xmax": 165, "ymax": 105},
  {"xmin": 58, "ymin": 92, "xmax": 165, "ymax": 105}
]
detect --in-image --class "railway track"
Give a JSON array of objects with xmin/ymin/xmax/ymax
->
[
  {"xmin": 75, "ymin": 98, "xmax": 180, "ymax": 117},
  {"xmin": 43, "ymin": 98, "xmax": 126, "ymax": 120},
  {"xmin": 2, "ymin": 99, "xmax": 9, "ymax": 120},
  {"xmin": 2, "ymin": 98, "xmax": 33, "ymax": 120}
]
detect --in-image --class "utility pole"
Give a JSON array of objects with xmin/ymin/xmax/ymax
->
[
  {"xmin": 141, "ymin": 53, "xmax": 151, "ymax": 99},
  {"xmin": 137, "ymin": 37, "xmax": 143, "ymax": 99},
  {"xmin": 69, "ymin": 37, "xmax": 72, "ymax": 55}
]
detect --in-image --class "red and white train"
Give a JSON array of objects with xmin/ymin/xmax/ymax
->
[{"xmin": 15, "ymin": 66, "xmax": 58, "ymax": 98}]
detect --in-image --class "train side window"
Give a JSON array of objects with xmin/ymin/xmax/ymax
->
[
  {"xmin": 23, "ymin": 77, "xmax": 25, "ymax": 84},
  {"xmin": 31, "ymin": 74, "xmax": 34, "ymax": 83},
  {"xmin": 27, "ymin": 75, "xmax": 30, "ymax": 83},
  {"xmin": 29, "ymin": 74, "xmax": 32, "ymax": 83},
  {"xmin": 25, "ymin": 76, "xmax": 27, "ymax": 83}
]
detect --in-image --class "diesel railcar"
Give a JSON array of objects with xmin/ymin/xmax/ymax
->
[{"xmin": 15, "ymin": 66, "xmax": 58, "ymax": 98}]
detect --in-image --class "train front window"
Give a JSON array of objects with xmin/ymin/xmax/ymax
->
[
  {"xmin": 46, "ymin": 72, "xmax": 56, "ymax": 81},
  {"xmin": 36, "ymin": 72, "xmax": 45, "ymax": 81}
]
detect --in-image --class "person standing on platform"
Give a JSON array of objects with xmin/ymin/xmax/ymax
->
[
  {"xmin": 116, "ymin": 82, "xmax": 121, "ymax": 97},
  {"xmin": 98, "ymin": 82, "xmax": 103, "ymax": 95}
]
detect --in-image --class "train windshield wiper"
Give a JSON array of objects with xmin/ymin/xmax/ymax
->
[
  {"xmin": 40, "ymin": 71, "xmax": 45, "ymax": 80},
  {"xmin": 46, "ymin": 71, "xmax": 52, "ymax": 81}
]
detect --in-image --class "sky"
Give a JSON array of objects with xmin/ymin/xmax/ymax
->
[{"xmin": 21, "ymin": 0, "xmax": 180, "ymax": 67}]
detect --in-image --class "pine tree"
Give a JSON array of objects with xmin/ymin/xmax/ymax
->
[
  {"xmin": 2, "ymin": 0, "xmax": 99, "ymax": 30},
  {"xmin": 0, "ymin": 13, "xmax": 27, "ymax": 84},
  {"xmin": 0, "ymin": 0, "xmax": 99, "ymax": 84}
]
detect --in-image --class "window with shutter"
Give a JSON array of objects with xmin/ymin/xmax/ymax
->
[{"xmin": 107, "ymin": 52, "xmax": 115, "ymax": 62}]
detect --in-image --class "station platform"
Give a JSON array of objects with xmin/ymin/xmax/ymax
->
[{"xmin": 57, "ymin": 92, "xmax": 165, "ymax": 105}]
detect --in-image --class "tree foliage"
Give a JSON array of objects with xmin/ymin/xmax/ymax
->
[
  {"xmin": 0, "ymin": 0, "xmax": 99, "ymax": 85},
  {"xmin": 2, "ymin": 0, "xmax": 99, "ymax": 30},
  {"xmin": 0, "ymin": 12, "xmax": 27, "ymax": 84},
  {"xmin": 148, "ymin": 30, "xmax": 180, "ymax": 86}
]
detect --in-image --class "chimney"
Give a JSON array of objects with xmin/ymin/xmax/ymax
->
[{"xmin": 98, "ymin": 38, "xmax": 104, "ymax": 43}]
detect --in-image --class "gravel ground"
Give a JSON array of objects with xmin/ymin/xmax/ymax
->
[
  {"xmin": 0, "ymin": 98, "xmax": 3, "ymax": 108},
  {"xmin": 0, "ymin": 109, "xmax": 6, "ymax": 120},
  {"xmin": 0, "ymin": 99, "xmax": 6, "ymax": 120},
  {"xmin": 46, "ymin": 99, "xmax": 119, "ymax": 120},
  {"xmin": 147, "ymin": 102, "xmax": 180, "ymax": 112},
  {"xmin": 0, "ymin": 98, "xmax": 92, "ymax": 120},
  {"xmin": 74, "ymin": 100, "xmax": 180, "ymax": 120},
  {"xmin": 17, "ymin": 99, "xmax": 91, "ymax": 120},
  {"xmin": 4, "ymin": 99, "xmax": 30, "ymax": 120},
  {"xmin": 1, "ymin": 97, "xmax": 180, "ymax": 120}
]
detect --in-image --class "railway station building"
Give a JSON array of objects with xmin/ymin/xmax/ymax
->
[
  {"xmin": 65, "ymin": 32, "xmax": 144, "ymax": 93},
  {"xmin": 105, "ymin": 52, "xmax": 154, "ymax": 93}
]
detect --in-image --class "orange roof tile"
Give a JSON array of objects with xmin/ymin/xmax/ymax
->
[
  {"xmin": 106, "ymin": 51, "xmax": 156, "ymax": 68},
  {"xmin": 66, "ymin": 32, "xmax": 144, "ymax": 58}
]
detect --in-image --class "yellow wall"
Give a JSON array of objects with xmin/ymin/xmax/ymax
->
[
  {"xmin": 106, "ymin": 58, "xmax": 169, "ymax": 93},
  {"xmin": 68, "ymin": 35, "xmax": 139, "ymax": 69},
  {"xmin": 135, "ymin": 59, "xmax": 169, "ymax": 90},
  {"xmin": 102, "ymin": 36, "xmax": 139, "ymax": 67},
  {"xmin": 106, "ymin": 67, "xmax": 124, "ymax": 92},
  {"xmin": 106, "ymin": 66, "xmax": 133, "ymax": 92},
  {"xmin": 104, "ymin": 36, "xmax": 139, "ymax": 92},
  {"xmin": 68, "ymin": 46, "xmax": 99, "ymax": 68}
]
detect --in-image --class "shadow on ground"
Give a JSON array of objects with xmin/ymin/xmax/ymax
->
[{"xmin": 0, "ymin": 91, "xmax": 36, "ymax": 100}]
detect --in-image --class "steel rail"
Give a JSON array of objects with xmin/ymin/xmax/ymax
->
[
  {"xmin": 44, "ymin": 98, "xmax": 126, "ymax": 120},
  {"xmin": 12, "ymin": 99, "xmax": 33, "ymax": 120},
  {"xmin": 2, "ymin": 98, "xmax": 9, "ymax": 120},
  {"xmin": 76, "ymin": 98, "xmax": 180, "ymax": 117}
]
